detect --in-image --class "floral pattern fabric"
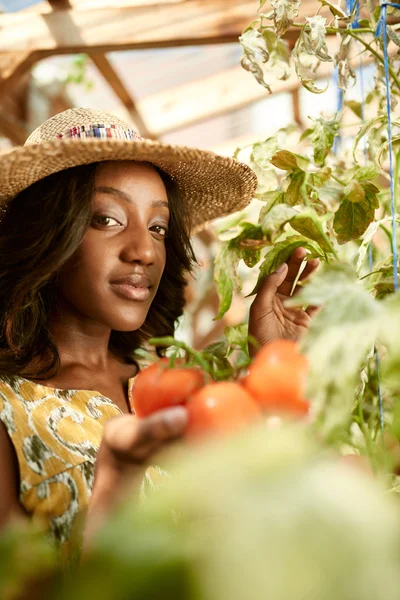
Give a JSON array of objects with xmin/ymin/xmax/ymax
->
[{"xmin": 0, "ymin": 374, "xmax": 128, "ymax": 549}]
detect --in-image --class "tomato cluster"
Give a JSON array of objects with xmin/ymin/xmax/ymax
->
[{"xmin": 130, "ymin": 340, "xmax": 310, "ymax": 441}]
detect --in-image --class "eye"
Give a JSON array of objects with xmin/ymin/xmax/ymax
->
[
  {"xmin": 150, "ymin": 224, "xmax": 168, "ymax": 238},
  {"xmin": 91, "ymin": 214, "xmax": 123, "ymax": 228}
]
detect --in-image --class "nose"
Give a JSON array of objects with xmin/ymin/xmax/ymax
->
[{"xmin": 120, "ymin": 223, "xmax": 156, "ymax": 266}]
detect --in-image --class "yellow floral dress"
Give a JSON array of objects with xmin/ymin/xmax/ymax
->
[{"xmin": 0, "ymin": 373, "xmax": 132, "ymax": 550}]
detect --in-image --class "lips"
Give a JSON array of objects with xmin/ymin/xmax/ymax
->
[{"xmin": 110, "ymin": 274, "xmax": 153, "ymax": 302}]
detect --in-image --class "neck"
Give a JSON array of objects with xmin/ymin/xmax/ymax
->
[{"xmin": 47, "ymin": 299, "xmax": 115, "ymax": 373}]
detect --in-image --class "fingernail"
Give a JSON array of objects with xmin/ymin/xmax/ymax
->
[
  {"xmin": 275, "ymin": 263, "xmax": 287, "ymax": 273},
  {"xmin": 163, "ymin": 406, "xmax": 188, "ymax": 431}
]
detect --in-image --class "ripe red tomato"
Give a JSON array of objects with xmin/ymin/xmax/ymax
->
[
  {"xmin": 243, "ymin": 340, "xmax": 309, "ymax": 415},
  {"xmin": 185, "ymin": 382, "xmax": 262, "ymax": 440},
  {"xmin": 130, "ymin": 359, "xmax": 206, "ymax": 417}
]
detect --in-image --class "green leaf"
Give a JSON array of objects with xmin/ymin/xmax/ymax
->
[
  {"xmin": 259, "ymin": 0, "xmax": 268, "ymax": 8},
  {"xmin": 270, "ymin": 0, "xmax": 301, "ymax": 36},
  {"xmin": 290, "ymin": 209, "xmax": 336, "ymax": 254},
  {"xmin": 353, "ymin": 115, "xmax": 386, "ymax": 162},
  {"xmin": 251, "ymin": 137, "xmax": 279, "ymax": 169},
  {"xmin": 287, "ymin": 264, "xmax": 382, "ymax": 434},
  {"xmin": 373, "ymin": 4, "xmax": 381, "ymax": 21},
  {"xmin": 225, "ymin": 323, "xmax": 249, "ymax": 352},
  {"xmin": 317, "ymin": 181, "xmax": 343, "ymax": 211},
  {"xmin": 345, "ymin": 100, "xmax": 363, "ymax": 119},
  {"xmin": 214, "ymin": 242, "xmax": 242, "ymax": 319},
  {"xmin": 310, "ymin": 166, "xmax": 332, "ymax": 188},
  {"xmin": 283, "ymin": 169, "xmax": 306, "ymax": 205},
  {"xmin": 258, "ymin": 189, "xmax": 285, "ymax": 208},
  {"xmin": 300, "ymin": 127, "xmax": 313, "ymax": 141},
  {"xmin": 242, "ymin": 248, "xmax": 262, "ymax": 268},
  {"xmin": 333, "ymin": 197, "xmax": 376, "ymax": 244},
  {"xmin": 252, "ymin": 162, "xmax": 280, "ymax": 195},
  {"xmin": 354, "ymin": 165, "xmax": 380, "ymax": 181},
  {"xmin": 356, "ymin": 217, "xmax": 391, "ymax": 274},
  {"xmin": 270, "ymin": 149, "xmax": 299, "ymax": 170},
  {"xmin": 345, "ymin": 180, "xmax": 366, "ymax": 203},
  {"xmin": 249, "ymin": 235, "xmax": 324, "ymax": 295},
  {"xmin": 259, "ymin": 204, "xmax": 299, "ymax": 241}
]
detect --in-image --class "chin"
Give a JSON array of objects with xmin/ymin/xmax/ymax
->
[{"xmin": 105, "ymin": 309, "xmax": 149, "ymax": 333}]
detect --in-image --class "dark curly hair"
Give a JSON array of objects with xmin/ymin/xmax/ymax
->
[{"xmin": 0, "ymin": 162, "xmax": 196, "ymax": 379}]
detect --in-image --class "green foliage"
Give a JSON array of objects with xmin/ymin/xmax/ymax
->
[
  {"xmin": 217, "ymin": 0, "xmax": 400, "ymax": 474},
  {"xmin": 61, "ymin": 427, "xmax": 400, "ymax": 600}
]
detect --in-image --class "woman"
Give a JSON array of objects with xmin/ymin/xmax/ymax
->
[{"xmin": 0, "ymin": 108, "xmax": 318, "ymax": 552}]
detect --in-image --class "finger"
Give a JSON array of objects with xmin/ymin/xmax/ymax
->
[
  {"xmin": 276, "ymin": 247, "xmax": 307, "ymax": 296},
  {"xmin": 104, "ymin": 407, "xmax": 188, "ymax": 463},
  {"xmin": 252, "ymin": 262, "xmax": 289, "ymax": 305},
  {"xmin": 298, "ymin": 258, "xmax": 320, "ymax": 282},
  {"xmin": 291, "ymin": 258, "xmax": 320, "ymax": 295},
  {"xmin": 305, "ymin": 305, "xmax": 321, "ymax": 318}
]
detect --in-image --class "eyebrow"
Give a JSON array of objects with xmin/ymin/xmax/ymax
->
[{"xmin": 95, "ymin": 186, "xmax": 169, "ymax": 210}]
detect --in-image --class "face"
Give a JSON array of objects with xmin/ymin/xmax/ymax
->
[{"xmin": 55, "ymin": 161, "xmax": 169, "ymax": 332}]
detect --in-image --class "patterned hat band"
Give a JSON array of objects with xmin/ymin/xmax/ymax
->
[
  {"xmin": 55, "ymin": 123, "xmax": 143, "ymax": 142},
  {"xmin": 0, "ymin": 107, "xmax": 257, "ymax": 229}
]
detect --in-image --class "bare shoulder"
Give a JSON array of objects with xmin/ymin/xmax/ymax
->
[{"xmin": 0, "ymin": 420, "xmax": 26, "ymax": 528}]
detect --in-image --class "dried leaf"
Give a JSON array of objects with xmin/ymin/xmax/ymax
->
[
  {"xmin": 387, "ymin": 25, "xmax": 400, "ymax": 49},
  {"xmin": 270, "ymin": 0, "xmax": 301, "ymax": 36},
  {"xmin": 376, "ymin": 135, "xmax": 400, "ymax": 169},
  {"xmin": 262, "ymin": 29, "xmax": 292, "ymax": 80},
  {"xmin": 309, "ymin": 116, "xmax": 340, "ymax": 166},
  {"xmin": 292, "ymin": 37, "xmax": 329, "ymax": 94},
  {"xmin": 335, "ymin": 38, "xmax": 356, "ymax": 91},
  {"xmin": 319, "ymin": 0, "xmax": 348, "ymax": 18},
  {"xmin": 240, "ymin": 29, "xmax": 272, "ymax": 92},
  {"xmin": 356, "ymin": 217, "xmax": 391, "ymax": 273},
  {"xmin": 304, "ymin": 16, "xmax": 332, "ymax": 62},
  {"xmin": 352, "ymin": 115, "xmax": 387, "ymax": 162}
]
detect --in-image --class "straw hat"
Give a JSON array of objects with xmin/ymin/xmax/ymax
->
[{"xmin": 0, "ymin": 108, "xmax": 257, "ymax": 229}]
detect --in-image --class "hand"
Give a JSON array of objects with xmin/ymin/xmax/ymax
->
[
  {"xmin": 248, "ymin": 247, "xmax": 319, "ymax": 354},
  {"xmin": 86, "ymin": 407, "xmax": 187, "ymax": 543},
  {"xmin": 95, "ymin": 406, "xmax": 187, "ymax": 486}
]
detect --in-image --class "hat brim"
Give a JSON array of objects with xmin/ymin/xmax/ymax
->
[{"xmin": 0, "ymin": 138, "xmax": 257, "ymax": 229}]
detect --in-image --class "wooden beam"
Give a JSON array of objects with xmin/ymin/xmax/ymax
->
[
  {"xmin": 0, "ymin": 0, "xmax": 256, "ymax": 55},
  {"xmin": 0, "ymin": 110, "xmax": 28, "ymax": 145},
  {"xmin": 89, "ymin": 54, "xmax": 155, "ymax": 138},
  {"xmin": 291, "ymin": 87, "xmax": 302, "ymax": 127},
  {"xmin": 137, "ymin": 36, "xmax": 380, "ymax": 135},
  {"xmin": 0, "ymin": 51, "xmax": 39, "ymax": 92},
  {"xmin": 139, "ymin": 63, "xmax": 329, "ymax": 136},
  {"xmin": 46, "ymin": 0, "xmax": 155, "ymax": 138}
]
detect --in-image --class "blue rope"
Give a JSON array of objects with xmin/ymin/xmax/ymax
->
[
  {"xmin": 373, "ymin": 1, "xmax": 400, "ymax": 434},
  {"xmin": 375, "ymin": 3, "xmax": 399, "ymax": 293}
]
